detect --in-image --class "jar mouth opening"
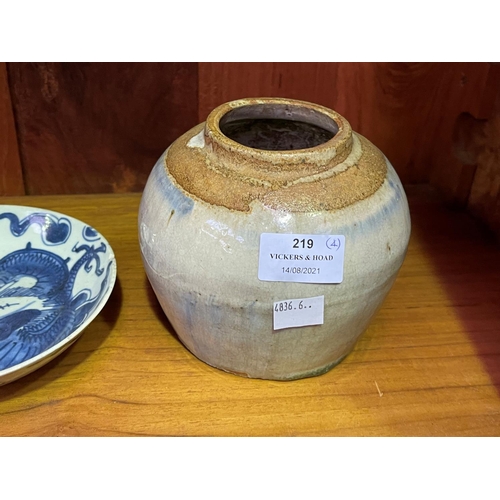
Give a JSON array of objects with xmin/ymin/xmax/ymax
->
[{"xmin": 218, "ymin": 103, "xmax": 339, "ymax": 151}]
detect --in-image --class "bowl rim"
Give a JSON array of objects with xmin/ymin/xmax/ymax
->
[{"xmin": 0, "ymin": 204, "xmax": 117, "ymax": 380}]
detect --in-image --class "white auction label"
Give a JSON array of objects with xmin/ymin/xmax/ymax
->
[
  {"xmin": 273, "ymin": 295, "xmax": 325, "ymax": 330},
  {"xmin": 258, "ymin": 233, "xmax": 345, "ymax": 283}
]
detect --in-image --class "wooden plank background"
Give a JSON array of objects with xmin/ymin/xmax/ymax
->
[
  {"xmin": 2, "ymin": 62, "xmax": 500, "ymax": 225},
  {"xmin": 7, "ymin": 63, "xmax": 198, "ymax": 195},
  {"xmin": 198, "ymin": 62, "xmax": 495, "ymax": 192},
  {"xmin": 0, "ymin": 62, "xmax": 24, "ymax": 196},
  {"xmin": 457, "ymin": 64, "xmax": 500, "ymax": 238}
]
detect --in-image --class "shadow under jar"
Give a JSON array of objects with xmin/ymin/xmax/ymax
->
[{"xmin": 139, "ymin": 97, "xmax": 411, "ymax": 380}]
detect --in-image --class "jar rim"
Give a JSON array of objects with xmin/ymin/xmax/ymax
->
[{"xmin": 204, "ymin": 97, "xmax": 352, "ymax": 165}]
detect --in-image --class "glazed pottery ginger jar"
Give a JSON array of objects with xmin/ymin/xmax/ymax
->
[{"xmin": 139, "ymin": 98, "xmax": 411, "ymax": 380}]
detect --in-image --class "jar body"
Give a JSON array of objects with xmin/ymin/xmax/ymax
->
[{"xmin": 139, "ymin": 99, "xmax": 411, "ymax": 380}]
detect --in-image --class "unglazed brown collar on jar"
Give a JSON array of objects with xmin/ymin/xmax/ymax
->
[
  {"xmin": 204, "ymin": 98, "xmax": 353, "ymax": 186},
  {"xmin": 165, "ymin": 97, "xmax": 387, "ymax": 213}
]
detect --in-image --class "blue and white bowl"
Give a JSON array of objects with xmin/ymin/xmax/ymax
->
[{"xmin": 0, "ymin": 205, "xmax": 116, "ymax": 385}]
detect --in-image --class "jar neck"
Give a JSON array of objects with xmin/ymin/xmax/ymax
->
[{"xmin": 203, "ymin": 98, "xmax": 354, "ymax": 187}]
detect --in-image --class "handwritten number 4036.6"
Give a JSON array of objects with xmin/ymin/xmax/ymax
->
[
  {"xmin": 293, "ymin": 238, "xmax": 313, "ymax": 249},
  {"xmin": 275, "ymin": 301, "xmax": 306, "ymax": 312}
]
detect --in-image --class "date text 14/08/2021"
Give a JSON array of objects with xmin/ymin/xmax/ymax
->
[{"xmin": 282, "ymin": 267, "xmax": 321, "ymax": 275}]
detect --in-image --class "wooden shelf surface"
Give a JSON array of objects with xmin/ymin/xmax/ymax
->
[{"xmin": 1, "ymin": 187, "xmax": 499, "ymax": 436}]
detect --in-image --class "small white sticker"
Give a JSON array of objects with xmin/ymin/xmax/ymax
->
[
  {"xmin": 258, "ymin": 233, "xmax": 345, "ymax": 283},
  {"xmin": 273, "ymin": 296, "xmax": 325, "ymax": 331}
]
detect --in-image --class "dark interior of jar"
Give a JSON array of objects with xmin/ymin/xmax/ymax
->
[{"xmin": 219, "ymin": 104, "xmax": 338, "ymax": 151}]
